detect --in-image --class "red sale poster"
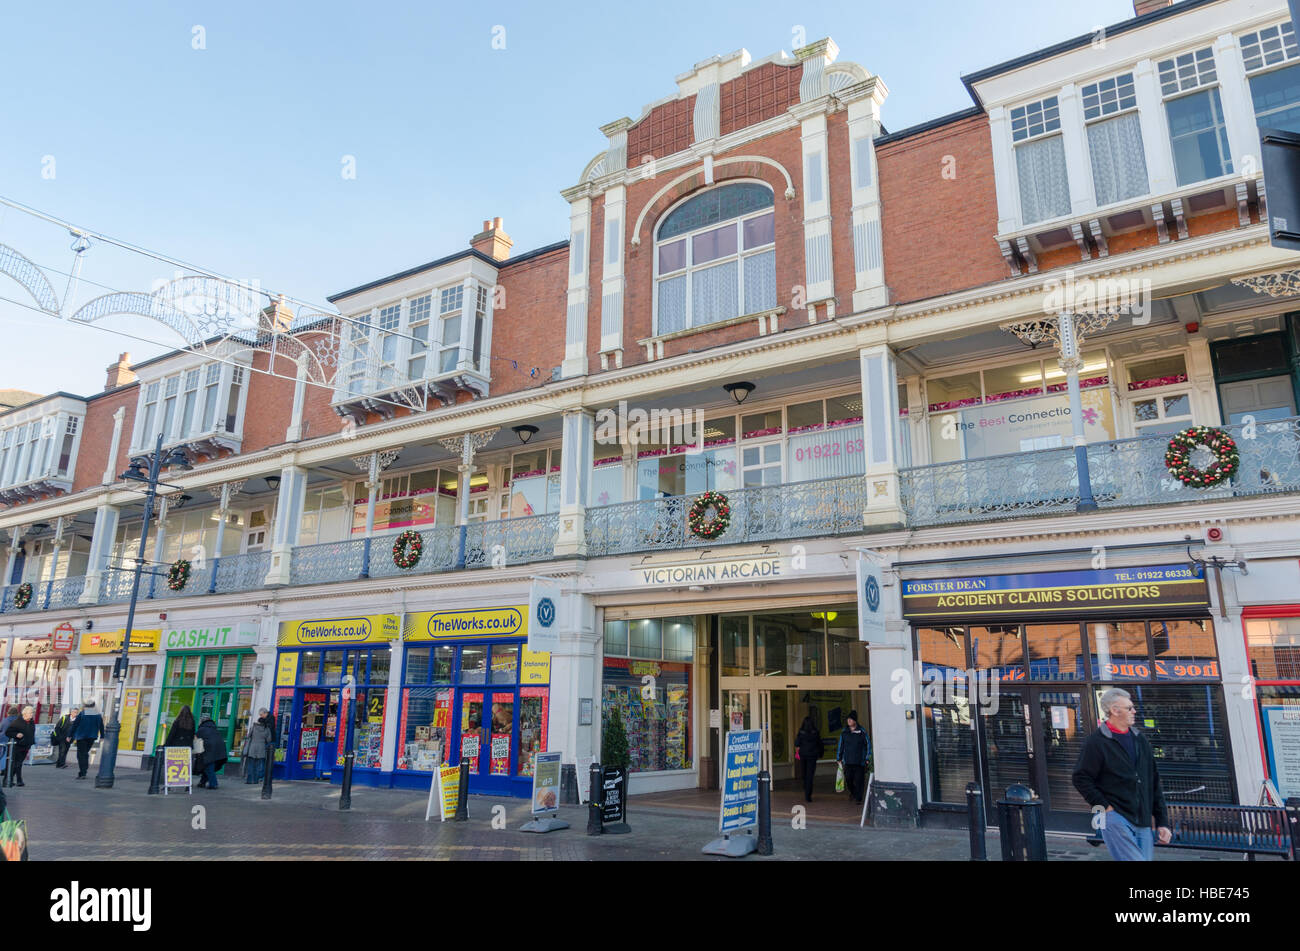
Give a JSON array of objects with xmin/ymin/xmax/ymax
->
[
  {"xmin": 460, "ymin": 692, "xmax": 484, "ymax": 772},
  {"xmin": 490, "ymin": 692, "xmax": 513, "ymax": 775}
]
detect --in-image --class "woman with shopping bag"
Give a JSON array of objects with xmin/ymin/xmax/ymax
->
[{"xmin": 835, "ymin": 711, "xmax": 871, "ymax": 805}]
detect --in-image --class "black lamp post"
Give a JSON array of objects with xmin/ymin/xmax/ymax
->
[{"xmin": 95, "ymin": 431, "xmax": 191, "ymax": 789}]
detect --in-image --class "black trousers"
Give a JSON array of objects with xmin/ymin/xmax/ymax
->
[
  {"xmin": 76, "ymin": 739, "xmax": 94, "ymax": 776},
  {"xmin": 9, "ymin": 747, "xmax": 28, "ymax": 782},
  {"xmin": 800, "ymin": 756, "xmax": 817, "ymax": 800},
  {"xmin": 55, "ymin": 740, "xmax": 69, "ymax": 767},
  {"xmin": 845, "ymin": 764, "xmax": 866, "ymax": 802}
]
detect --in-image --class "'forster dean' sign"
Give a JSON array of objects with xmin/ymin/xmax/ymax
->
[
  {"xmin": 638, "ymin": 556, "xmax": 783, "ymax": 587},
  {"xmin": 901, "ymin": 565, "xmax": 1209, "ymax": 620}
]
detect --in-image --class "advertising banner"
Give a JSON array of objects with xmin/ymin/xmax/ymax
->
[
  {"xmin": 80, "ymin": 629, "xmax": 162, "ymax": 654},
  {"xmin": 277, "ymin": 615, "xmax": 399, "ymax": 647},
  {"xmin": 29, "ymin": 723, "xmax": 55, "ymax": 765},
  {"xmin": 527, "ymin": 578, "xmax": 562, "ymax": 653},
  {"xmin": 901, "ymin": 564, "xmax": 1209, "ymax": 620},
  {"xmin": 719, "ymin": 729, "xmax": 762, "ymax": 833},
  {"xmin": 601, "ymin": 765, "xmax": 627, "ymax": 824},
  {"xmin": 164, "ymin": 624, "xmax": 258, "ymax": 650},
  {"xmin": 857, "ymin": 554, "xmax": 886, "ymax": 642},
  {"xmin": 404, "ymin": 607, "xmax": 527, "ymax": 642},
  {"xmin": 531, "ymin": 751, "xmax": 562, "ymax": 815},
  {"xmin": 119, "ymin": 689, "xmax": 142, "ymax": 753},
  {"xmin": 164, "ymin": 747, "xmax": 192, "ymax": 794},
  {"xmin": 439, "ymin": 763, "xmax": 461, "ymax": 821},
  {"xmin": 1262, "ymin": 705, "xmax": 1300, "ymax": 800}
]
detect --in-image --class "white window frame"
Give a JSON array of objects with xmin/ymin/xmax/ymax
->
[
  {"xmin": 1239, "ymin": 20, "xmax": 1300, "ymax": 131},
  {"xmin": 1157, "ymin": 46, "xmax": 1233, "ymax": 186},
  {"xmin": 438, "ymin": 284, "xmax": 465, "ymax": 375},
  {"xmin": 652, "ymin": 182, "xmax": 776, "ymax": 336},
  {"xmin": 130, "ymin": 360, "xmax": 250, "ymax": 453},
  {"xmin": 1009, "ymin": 94, "xmax": 1071, "ymax": 226}
]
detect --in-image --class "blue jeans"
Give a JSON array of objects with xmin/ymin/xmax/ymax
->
[
  {"xmin": 244, "ymin": 758, "xmax": 264, "ymax": 784},
  {"xmin": 1101, "ymin": 809, "xmax": 1154, "ymax": 861},
  {"xmin": 202, "ymin": 763, "xmax": 219, "ymax": 788}
]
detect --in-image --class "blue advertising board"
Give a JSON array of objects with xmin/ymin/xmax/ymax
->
[{"xmin": 719, "ymin": 729, "xmax": 762, "ymax": 833}]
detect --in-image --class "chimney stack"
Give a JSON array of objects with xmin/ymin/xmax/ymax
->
[
  {"xmin": 471, "ymin": 216, "xmax": 513, "ymax": 261},
  {"xmin": 1134, "ymin": 0, "xmax": 1173, "ymax": 16},
  {"xmin": 105, "ymin": 352, "xmax": 136, "ymax": 390},
  {"xmin": 260, "ymin": 294, "xmax": 296, "ymax": 334}
]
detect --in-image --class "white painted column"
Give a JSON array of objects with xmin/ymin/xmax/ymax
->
[
  {"xmin": 556, "ymin": 409, "xmax": 594, "ymax": 557},
  {"xmin": 457, "ymin": 277, "xmax": 478, "ymax": 372},
  {"xmin": 794, "ymin": 39, "xmax": 838, "ymax": 320},
  {"xmin": 2, "ymin": 526, "xmax": 20, "ymax": 587},
  {"xmin": 380, "ymin": 632, "xmax": 404, "ymax": 773},
  {"xmin": 102, "ymin": 406, "xmax": 127, "ymax": 486},
  {"xmin": 1133, "ymin": 59, "xmax": 1177, "ymax": 195},
  {"xmin": 284, "ymin": 352, "xmax": 310, "ymax": 442},
  {"xmin": 988, "ymin": 106, "xmax": 1021, "ymax": 233},
  {"xmin": 839, "ymin": 77, "xmax": 889, "ymax": 313},
  {"xmin": 456, "ymin": 464, "xmax": 473, "ymax": 526},
  {"xmin": 79, "ymin": 502, "xmax": 120, "ymax": 603},
  {"xmin": 263, "ymin": 465, "xmax": 306, "ymax": 586},
  {"xmin": 867, "ymin": 556, "xmax": 920, "ymax": 791},
  {"xmin": 546, "ymin": 592, "xmax": 599, "ymax": 785},
  {"xmin": 598, "ymin": 185, "xmax": 626, "ymax": 369},
  {"xmin": 860, "ymin": 344, "xmax": 906, "ymax": 526},
  {"xmin": 562, "ymin": 196, "xmax": 591, "ymax": 378},
  {"xmin": 1058, "ymin": 83, "xmax": 1094, "ymax": 215},
  {"xmin": 1216, "ymin": 33, "xmax": 1261, "ymax": 175}
]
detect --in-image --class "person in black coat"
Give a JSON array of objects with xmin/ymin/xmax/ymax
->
[
  {"xmin": 51, "ymin": 709, "xmax": 78, "ymax": 769},
  {"xmin": 71, "ymin": 700, "xmax": 106, "ymax": 779},
  {"xmin": 163, "ymin": 706, "xmax": 196, "ymax": 749},
  {"xmin": 836, "ymin": 710, "xmax": 872, "ymax": 804},
  {"xmin": 195, "ymin": 718, "xmax": 228, "ymax": 789},
  {"xmin": 794, "ymin": 716, "xmax": 825, "ymax": 802},
  {"xmin": 4, "ymin": 706, "xmax": 36, "ymax": 786}
]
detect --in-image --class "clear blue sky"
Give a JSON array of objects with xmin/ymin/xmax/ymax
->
[{"xmin": 0, "ymin": 0, "xmax": 1139, "ymax": 396}]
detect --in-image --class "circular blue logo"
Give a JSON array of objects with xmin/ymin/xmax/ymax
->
[
  {"xmin": 536, "ymin": 597, "xmax": 556, "ymax": 629},
  {"xmin": 865, "ymin": 575, "xmax": 881, "ymax": 613}
]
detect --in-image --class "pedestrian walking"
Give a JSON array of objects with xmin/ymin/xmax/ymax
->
[
  {"xmin": 51, "ymin": 708, "xmax": 78, "ymax": 769},
  {"xmin": 836, "ymin": 710, "xmax": 871, "ymax": 804},
  {"xmin": 241, "ymin": 709, "xmax": 272, "ymax": 784},
  {"xmin": 1072, "ymin": 687, "xmax": 1171, "ymax": 861},
  {"xmin": 794, "ymin": 715, "xmax": 824, "ymax": 802},
  {"xmin": 71, "ymin": 700, "xmax": 105, "ymax": 779},
  {"xmin": 3, "ymin": 707, "xmax": 37, "ymax": 787},
  {"xmin": 163, "ymin": 706, "xmax": 196, "ymax": 749},
  {"xmin": 195, "ymin": 717, "xmax": 228, "ymax": 789},
  {"xmin": 0, "ymin": 705, "xmax": 17, "ymax": 780}
]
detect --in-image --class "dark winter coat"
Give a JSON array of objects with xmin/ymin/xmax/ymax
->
[
  {"xmin": 4, "ymin": 717, "xmax": 35, "ymax": 749},
  {"xmin": 164, "ymin": 721, "xmax": 195, "ymax": 750},
  {"xmin": 1072, "ymin": 724, "xmax": 1169, "ymax": 830},
  {"xmin": 71, "ymin": 712, "xmax": 105, "ymax": 741},
  {"xmin": 196, "ymin": 719, "xmax": 228, "ymax": 768},
  {"xmin": 836, "ymin": 726, "xmax": 871, "ymax": 766},
  {"xmin": 51, "ymin": 713, "xmax": 77, "ymax": 745},
  {"xmin": 795, "ymin": 726, "xmax": 825, "ymax": 760}
]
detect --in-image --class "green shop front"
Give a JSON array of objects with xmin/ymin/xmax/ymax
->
[
  {"xmin": 394, "ymin": 606, "xmax": 551, "ymax": 798},
  {"xmin": 154, "ymin": 622, "xmax": 261, "ymax": 764},
  {"xmin": 272, "ymin": 614, "xmax": 400, "ymax": 787}
]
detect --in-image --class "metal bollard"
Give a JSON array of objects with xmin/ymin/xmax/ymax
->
[
  {"xmin": 965, "ymin": 782, "xmax": 987, "ymax": 861},
  {"xmin": 147, "ymin": 746, "xmax": 165, "ymax": 795},
  {"xmin": 756, "ymin": 770, "xmax": 773, "ymax": 855},
  {"xmin": 454, "ymin": 759, "xmax": 469, "ymax": 821},
  {"xmin": 586, "ymin": 762, "xmax": 603, "ymax": 835},
  {"xmin": 261, "ymin": 748, "xmax": 274, "ymax": 800},
  {"xmin": 997, "ymin": 784, "xmax": 1047, "ymax": 861}
]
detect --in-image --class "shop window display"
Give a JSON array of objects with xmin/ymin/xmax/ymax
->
[{"xmin": 602, "ymin": 656, "xmax": 691, "ymax": 772}]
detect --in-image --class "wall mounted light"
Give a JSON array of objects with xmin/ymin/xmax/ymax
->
[
  {"xmin": 512, "ymin": 424, "xmax": 539, "ymax": 445},
  {"xmin": 724, "ymin": 381, "xmax": 756, "ymax": 405},
  {"xmin": 265, "ymin": 475, "xmax": 281, "ymax": 491}
]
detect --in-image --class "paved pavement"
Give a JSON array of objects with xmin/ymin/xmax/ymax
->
[{"xmin": 0, "ymin": 763, "xmax": 1262, "ymax": 861}]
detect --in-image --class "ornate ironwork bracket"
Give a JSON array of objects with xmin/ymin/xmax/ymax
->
[
  {"xmin": 1230, "ymin": 270, "xmax": 1300, "ymax": 298},
  {"xmin": 438, "ymin": 428, "xmax": 500, "ymax": 466},
  {"xmin": 207, "ymin": 480, "xmax": 246, "ymax": 511}
]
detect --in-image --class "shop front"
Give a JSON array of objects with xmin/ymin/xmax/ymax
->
[
  {"xmin": 904, "ymin": 563, "xmax": 1235, "ymax": 832},
  {"xmin": 395, "ymin": 606, "xmax": 550, "ymax": 797},
  {"xmin": 77, "ymin": 628, "xmax": 163, "ymax": 764},
  {"xmin": 154, "ymin": 623, "xmax": 260, "ymax": 765},
  {"xmin": 273, "ymin": 614, "xmax": 400, "ymax": 785},
  {"xmin": 3, "ymin": 625, "xmax": 76, "ymax": 723}
]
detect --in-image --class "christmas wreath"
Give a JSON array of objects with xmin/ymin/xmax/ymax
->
[
  {"xmin": 1164, "ymin": 425, "xmax": 1240, "ymax": 489},
  {"xmin": 167, "ymin": 559, "xmax": 192, "ymax": 592},
  {"xmin": 687, "ymin": 490, "xmax": 732, "ymax": 540},
  {"xmin": 12, "ymin": 582, "xmax": 32, "ymax": 609},
  {"xmin": 392, "ymin": 529, "xmax": 423, "ymax": 569}
]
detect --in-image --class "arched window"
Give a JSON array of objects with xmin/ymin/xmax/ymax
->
[{"xmin": 654, "ymin": 182, "xmax": 775, "ymax": 334}]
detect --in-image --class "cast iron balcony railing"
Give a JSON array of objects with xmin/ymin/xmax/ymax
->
[
  {"xmin": 465, "ymin": 513, "xmax": 560, "ymax": 568},
  {"xmin": 212, "ymin": 551, "xmax": 272, "ymax": 594},
  {"xmin": 583, "ymin": 473, "xmax": 870, "ymax": 557},
  {"xmin": 290, "ymin": 538, "xmax": 371, "ymax": 586},
  {"xmin": 900, "ymin": 416, "xmax": 1300, "ymax": 526},
  {"xmin": 367, "ymin": 525, "xmax": 460, "ymax": 580}
]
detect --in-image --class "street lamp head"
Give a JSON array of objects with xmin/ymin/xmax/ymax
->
[
  {"xmin": 265, "ymin": 475, "xmax": 281, "ymax": 491},
  {"xmin": 512, "ymin": 424, "xmax": 539, "ymax": 445},
  {"xmin": 172, "ymin": 493, "xmax": 193, "ymax": 510},
  {"xmin": 165, "ymin": 448, "xmax": 193, "ymax": 471},
  {"xmin": 121, "ymin": 458, "xmax": 148, "ymax": 481},
  {"xmin": 724, "ymin": 381, "xmax": 756, "ymax": 405}
]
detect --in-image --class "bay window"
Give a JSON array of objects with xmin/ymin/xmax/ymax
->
[
  {"xmin": 132, "ymin": 361, "xmax": 250, "ymax": 452},
  {"xmin": 1081, "ymin": 72, "xmax": 1149, "ymax": 206},
  {"xmin": 1241, "ymin": 22, "xmax": 1300, "ymax": 134},
  {"xmin": 1011, "ymin": 96, "xmax": 1071, "ymax": 224},
  {"xmin": 1158, "ymin": 48, "xmax": 1232, "ymax": 185},
  {"xmin": 654, "ymin": 182, "xmax": 775, "ymax": 335},
  {"xmin": 407, "ymin": 293, "xmax": 431, "ymax": 379},
  {"xmin": 439, "ymin": 285, "xmax": 464, "ymax": 374}
]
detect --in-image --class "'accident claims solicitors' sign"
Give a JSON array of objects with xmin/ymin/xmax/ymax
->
[{"xmin": 902, "ymin": 565, "xmax": 1208, "ymax": 620}]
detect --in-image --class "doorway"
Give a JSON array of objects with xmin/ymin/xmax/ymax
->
[{"xmin": 977, "ymin": 685, "xmax": 1093, "ymax": 830}]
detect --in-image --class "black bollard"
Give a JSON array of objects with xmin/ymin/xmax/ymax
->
[
  {"xmin": 261, "ymin": 748, "xmax": 274, "ymax": 800},
  {"xmin": 586, "ymin": 762, "xmax": 603, "ymax": 836},
  {"xmin": 339, "ymin": 748, "xmax": 355, "ymax": 811},
  {"xmin": 454, "ymin": 759, "xmax": 469, "ymax": 821},
  {"xmin": 147, "ymin": 746, "xmax": 165, "ymax": 795},
  {"xmin": 756, "ymin": 770, "xmax": 773, "ymax": 855},
  {"xmin": 965, "ymin": 782, "xmax": 987, "ymax": 861}
]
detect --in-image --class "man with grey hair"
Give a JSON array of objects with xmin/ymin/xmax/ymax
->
[{"xmin": 1072, "ymin": 687, "xmax": 1171, "ymax": 861}]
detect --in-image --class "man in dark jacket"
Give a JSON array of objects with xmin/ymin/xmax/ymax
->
[
  {"xmin": 71, "ymin": 700, "xmax": 105, "ymax": 779},
  {"xmin": 51, "ymin": 709, "xmax": 78, "ymax": 769},
  {"xmin": 836, "ymin": 710, "xmax": 871, "ymax": 804},
  {"xmin": 1072, "ymin": 687, "xmax": 1172, "ymax": 861},
  {"xmin": 4, "ymin": 706, "xmax": 37, "ymax": 786}
]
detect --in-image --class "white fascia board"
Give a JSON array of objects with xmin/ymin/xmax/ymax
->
[
  {"xmin": 970, "ymin": 0, "xmax": 1289, "ymax": 109},
  {"xmin": 332, "ymin": 257, "xmax": 501, "ymax": 315}
]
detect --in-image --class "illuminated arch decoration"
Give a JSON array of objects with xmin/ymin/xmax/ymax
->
[
  {"xmin": 0, "ymin": 242, "xmax": 60, "ymax": 314},
  {"xmin": 70, "ymin": 275, "xmax": 263, "ymax": 347}
]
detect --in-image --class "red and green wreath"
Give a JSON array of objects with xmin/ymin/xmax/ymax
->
[
  {"xmin": 12, "ymin": 582, "xmax": 33, "ymax": 609},
  {"xmin": 1164, "ymin": 425, "xmax": 1240, "ymax": 489},
  {"xmin": 392, "ymin": 529, "xmax": 423, "ymax": 569},
  {"xmin": 688, "ymin": 490, "xmax": 732, "ymax": 540},
  {"xmin": 167, "ymin": 559, "xmax": 192, "ymax": 591}
]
